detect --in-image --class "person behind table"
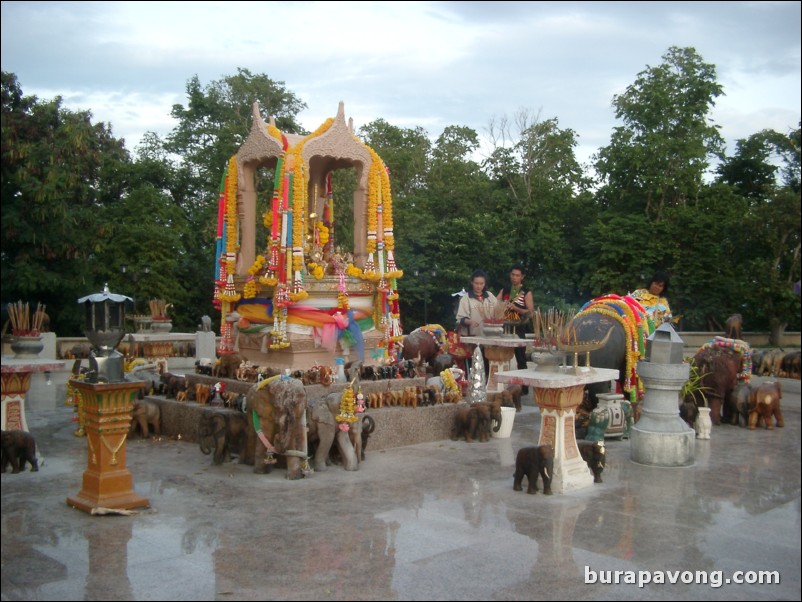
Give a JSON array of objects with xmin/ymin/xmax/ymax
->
[
  {"xmin": 496, "ymin": 263, "xmax": 535, "ymax": 387},
  {"xmin": 456, "ymin": 269, "xmax": 497, "ymax": 336},
  {"xmin": 630, "ymin": 270, "xmax": 673, "ymax": 326}
]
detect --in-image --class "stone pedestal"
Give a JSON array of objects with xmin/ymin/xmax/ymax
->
[
  {"xmin": 496, "ymin": 366, "xmax": 619, "ymax": 493},
  {"xmin": 1, "ymin": 359, "xmax": 66, "ymax": 432},
  {"xmin": 66, "ymin": 379, "xmax": 150, "ymax": 513},
  {"xmin": 461, "ymin": 336, "xmax": 529, "ymax": 393},
  {"xmin": 630, "ymin": 361, "xmax": 695, "ymax": 466}
]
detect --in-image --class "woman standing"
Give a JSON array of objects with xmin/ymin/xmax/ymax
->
[
  {"xmin": 456, "ymin": 269, "xmax": 498, "ymax": 336},
  {"xmin": 630, "ymin": 271, "xmax": 673, "ymax": 326}
]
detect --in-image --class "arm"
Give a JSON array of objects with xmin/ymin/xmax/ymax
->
[{"xmin": 456, "ymin": 296, "xmax": 476, "ymax": 331}]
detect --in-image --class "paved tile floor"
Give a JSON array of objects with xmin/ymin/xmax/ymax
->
[{"xmin": 1, "ymin": 377, "xmax": 800, "ymax": 601}]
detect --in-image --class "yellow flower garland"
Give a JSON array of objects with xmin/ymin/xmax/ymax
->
[
  {"xmin": 225, "ymin": 156, "xmax": 239, "ymax": 271},
  {"xmin": 440, "ymin": 368, "xmax": 459, "ymax": 395}
]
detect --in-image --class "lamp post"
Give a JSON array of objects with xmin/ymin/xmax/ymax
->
[
  {"xmin": 67, "ymin": 284, "xmax": 150, "ymax": 512},
  {"xmin": 413, "ymin": 267, "xmax": 437, "ymax": 325},
  {"xmin": 120, "ymin": 263, "xmax": 150, "ymax": 331}
]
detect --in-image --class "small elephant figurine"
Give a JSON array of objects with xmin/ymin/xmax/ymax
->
[
  {"xmin": 748, "ymin": 381, "xmax": 784, "ymax": 430},
  {"xmin": 130, "ymin": 399, "xmax": 161, "ymax": 438},
  {"xmin": 451, "ymin": 403, "xmax": 480, "ymax": 443},
  {"xmin": 198, "ymin": 409, "xmax": 254, "ymax": 465},
  {"xmin": 213, "ymin": 352, "xmax": 247, "ymax": 380},
  {"xmin": 513, "ymin": 445, "xmax": 554, "ymax": 495},
  {"xmin": 732, "ymin": 383, "xmax": 752, "ymax": 427},
  {"xmin": 1, "ymin": 429, "xmax": 39, "ymax": 473},
  {"xmin": 578, "ymin": 440, "xmax": 606, "ymax": 483}
]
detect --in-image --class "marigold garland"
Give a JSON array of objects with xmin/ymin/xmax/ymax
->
[
  {"xmin": 440, "ymin": 368, "xmax": 459, "ymax": 395},
  {"xmin": 225, "ymin": 156, "xmax": 239, "ymax": 272},
  {"xmin": 336, "ymin": 381, "xmax": 359, "ymax": 430},
  {"xmin": 702, "ymin": 337, "xmax": 752, "ymax": 383}
]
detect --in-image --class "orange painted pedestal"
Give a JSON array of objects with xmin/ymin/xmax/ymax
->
[{"xmin": 66, "ymin": 379, "xmax": 150, "ymax": 513}]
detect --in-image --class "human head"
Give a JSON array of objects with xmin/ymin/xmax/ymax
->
[
  {"xmin": 470, "ymin": 269, "xmax": 488, "ymax": 297},
  {"xmin": 647, "ymin": 271, "xmax": 670, "ymax": 296},
  {"xmin": 510, "ymin": 263, "xmax": 526, "ymax": 285}
]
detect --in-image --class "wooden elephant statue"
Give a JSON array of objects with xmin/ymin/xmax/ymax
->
[
  {"xmin": 748, "ymin": 381, "xmax": 784, "ymax": 430},
  {"xmin": 245, "ymin": 378, "xmax": 308, "ymax": 479},
  {"xmin": 213, "ymin": 352, "xmax": 247, "ymax": 380},
  {"xmin": 402, "ymin": 326, "xmax": 452, "ymax": 374},
  {"xmin": 577, "ymin": 440, "xmax": 606, "ymax": 483},
  {"xmin": 307, "ymin": 391, "xmax": 368, "ymax": 472},
  {"xmin": 130, "ymin": 399, "xmax": 161, "ymax": 438},
  {"xmin": 691, "ymin": 345, "xmax": 745, "ymax": 425},
  {"xmin": 471, "ymin": 400, "xmax": 503, "ymax": 442},
  {"xmin": 1, "ymin": 429, "xmax": 38, "ymax": 473},
  {"xmin": 198, "ymin": 409, "xmax": 254, "ymax": 465},
  {"xmin": 513, "ymin": 445, "xmax": 554, "ymax": 494},
  {"xmin": 451, "ymin": 403, "xmax": 479, "ymax": 442}
]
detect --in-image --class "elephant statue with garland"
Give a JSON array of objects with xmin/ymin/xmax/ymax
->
[
  {"xmin": 306, "ymin": 391, "xmax": 371, "ymax": 471},
  {"xmin": 198, "ymin": 408, "xmax": 254, "ymax": 465},
  {"xmin": 402, "ymin": 326, "xmax": 453, "ymax": 375},
  {"xmin": 567, "ymin": 309, "xmax": 631, "ymax": 408},
  {"xmin": 690, "ymin": 343, "xmax": 747, "ymax": 425},
  {"xmin": 245, "ymin": 377, "xmax": 309, "ymax": 479}
]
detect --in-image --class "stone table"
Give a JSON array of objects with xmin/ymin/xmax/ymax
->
[
  {"xmin": 461, "ymin": 336, "xmax": 530, "ymax": 393},
  {"xmin": 496, "ymin": 366, "xmax": 619, "ymax": 493},
  {"xmin": 1, "ymin": 357, "xmax": 66, "ymax": 431}
]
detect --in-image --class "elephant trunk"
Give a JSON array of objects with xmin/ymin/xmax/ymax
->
[
  {"xmin": 492, "ymin": 414, "xmax": 502, "ymax": 432},
  {"xmin": 199, "ymin": 435, "xmax": 213, "ymax": 455}
]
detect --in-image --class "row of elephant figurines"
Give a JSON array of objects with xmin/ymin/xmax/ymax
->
[
  {"xmin": 681, "ymin": 380, "xmax": 784, "ymax": 432},
  {"xmin": 194, "ymin": 350, "xmax": 454, "ymax": 384},
  {"xmin": 512, "ymin": 441, "xmax": 606, "ymax": 495}
]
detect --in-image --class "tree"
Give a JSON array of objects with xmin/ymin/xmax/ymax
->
[
  {"xmin": 1, "ymin": 71, "xmax": 131, "ymax": 334},
  {"xmin": 486, "ymin": 109, "xmax": 592, "ymax": 305},
  {"xmin": 594, "ymin": 47, "xmax": 725, "ymax": 219}
]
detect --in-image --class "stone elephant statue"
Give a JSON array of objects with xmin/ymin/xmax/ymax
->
[
  {"xmin": 307, "ymin": 391, "xmax": 369, "ymax": 472},
  {"xmin": 245, "ymin": 378, "xmax": 308, "ymax": 479},
  {"xmin": 130, "ymin": 399, "xmax": 161, "ymax": 438},
  {"xmin": 577, "ymin": 440, "xmax": 606, "ymax": 483},
  {"xmin": 213, "ymin": 352, "xmax": 247, "ymax": 380},
  {"xmin": 198, "ymin": 409, "xmax": 254, "ymax": 465},
  {"xmin": 513, "ymin": 445, "xmax": 554, "ymax": 495},
  {"xmin": 748, "ymin": 381, "xmax": 784, "ymax": 430},
  {"xmin": 691, "ymin": 345, "xmax": 745, "ymax": 425}
]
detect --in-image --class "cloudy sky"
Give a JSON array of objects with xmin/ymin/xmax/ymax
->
[{"xmin": 2, "ymin": 1, "xmax": 800, "ymax": 168}]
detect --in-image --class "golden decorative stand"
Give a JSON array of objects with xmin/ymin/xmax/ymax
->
[{"xmin": 66, "ymin": 379, "xmax": 150, "ymax": 513}]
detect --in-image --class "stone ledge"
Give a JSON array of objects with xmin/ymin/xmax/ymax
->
[{"xmin": 145, "ymin": 381, "xmax": 460, "ymax": 452}]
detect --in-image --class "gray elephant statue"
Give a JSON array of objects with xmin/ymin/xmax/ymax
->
[
  {"xmin": 577, "ymin": 440, "xmax": 606, "ymax": 483},
  {"xmin": 307, "ymin": 391, "xmax": 368, "ymax": 472},
  {"xmin": 129, "ymin": 399, "xmax": 161, "ymax": 438},
  {"xmin": 245, "ymin": 377, "xmax": 308, "ymax": 479},
  {"xmin": 1, "ymin": 429, "xmax": 38, "ymax": 473},
  {"xmin": 198, "ymin": 409, "xmax": 254, "ymax": 465},
  {"xmin": 513, "ymin": 445, "xmax": 554, "ymax": 494}
]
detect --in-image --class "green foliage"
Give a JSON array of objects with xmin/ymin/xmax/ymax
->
[
  {"xmin": 595, "ymin": 47, "xmax": 724, "ymax": 218},
  {"xmin": 1, "ymin": 52, "xmax": 798, "ymax": 342}
]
